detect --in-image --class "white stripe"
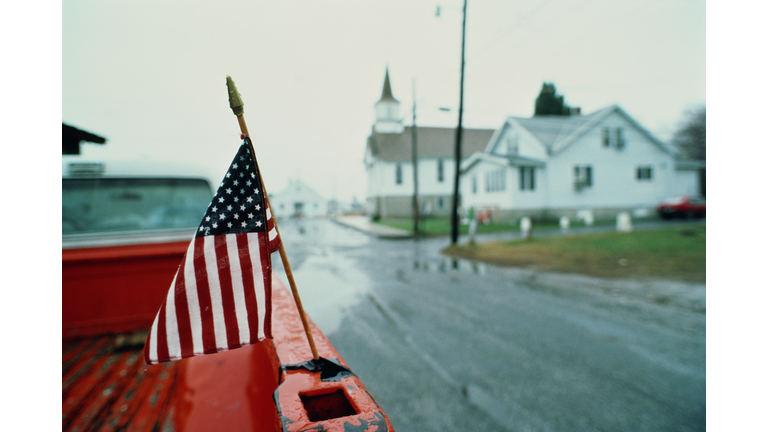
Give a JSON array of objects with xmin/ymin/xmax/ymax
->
[
  {"xmin": 226, "ymin": 233, "xmax": 251, "ymax": 345},
  {"xmin": 269, "ymin": 227, "xmax": 278, "ymax": 243},
  {"xmin": 148, "ymin": 306, "xmax": 160, "ymax": 363},
  {"xmin": 164, "ymin": 279, "xmax": 181, "ymax": 360},
  {"xmin": 247, "ymin": 232, "xmax": 267, "ymax": 340},
  {"xmin": 203, "ymin": 236, "xmax": 228, "ymax": 350},
  {"xmin": 183, "ymin": 241, "xmax": 204, "ymax": 355}
]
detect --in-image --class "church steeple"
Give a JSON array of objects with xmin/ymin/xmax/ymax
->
[
  {"xmin": 379, "ymin": 68, "xmax": 398, "ymax": 103},
  {"xmin": 374, "ymin": 67, "xmax": 404, "ymax": 134}
]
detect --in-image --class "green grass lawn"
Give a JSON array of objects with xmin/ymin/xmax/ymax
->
[
  {"xmin": 443, "ymin": 226, "xmax": 706, "ymax": 282},
  {"xmin": 375, "ymin": 217, "xmax": 611, "ymax": 236}
]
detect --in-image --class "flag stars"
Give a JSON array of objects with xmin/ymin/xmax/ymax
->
[
  {"xmin": 241, "ymin": 222, "xmax": 247, "ymax": 227},
  {"xmin": 233, "ymin": 180, "xmax": 239, "ymax": 186},
  {"xmin": 248, "ymin": 213, "xmax": 254, "ymax": 219},
  {"xmin": 212, "ymin": 206, "xmax": 218, "ymax": 212},
  {"xmin": 218, "ymin": 197, "xmax": 225, "ymax": 203},
  {"xmin": 246, "ymin": 180, "xmax": 252, "ymax": 186},
  {"xmin": 234, "ymin": 214, "xmax": 240, "ymax": 220},
  {"xmin": 256, "ymin": 221, "xmax": 262, "ymax": 227},
  {"xmin": 219, "ymin": 213, "xmax": 226, "ymax": 220},
  {"xmin": 227, "ymin": 205, "xmax": 233, "ymax": 211},
  {"xmin": 226, "ymin": 188, "xmax": 232, "ymax": 194}
]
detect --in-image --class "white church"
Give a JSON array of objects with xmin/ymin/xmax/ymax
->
[{"xmin": 363, "ymin": 69, "xmax": 495, "ymax": 219}]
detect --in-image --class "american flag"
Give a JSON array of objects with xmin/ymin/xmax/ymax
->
[{"xmin": 144, "ymin": 137, "xmax": 280, "ymax": 365}]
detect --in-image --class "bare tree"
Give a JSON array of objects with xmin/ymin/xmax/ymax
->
[{"xmin": 672, "ymin": 106, "xmax": 706, "ymax": 160}]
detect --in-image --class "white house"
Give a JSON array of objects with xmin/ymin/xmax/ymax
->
[
  {"xmin": 460, "ymin": 105, "xmax": 705, "ymax": 222},
  {"xmin": 364, "ymin": 68, "xmax": 495, "ymax": 219},
  {"xmin": 270, "ymin": 178, "xmax": 328, "ymax": 219}
]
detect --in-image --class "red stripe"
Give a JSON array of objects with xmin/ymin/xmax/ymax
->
[
  {"xmin": 193, "ymin": 237, "xmax": 217, "ymax": 354},
  {"xmin": 258, "ymin": 231, "xmax": 273, "ymax": 339},
  {"xmin": 214, "ymin": 235, "xmax": 241, "ymax": 349},
  {"xmin": 173, "ymin": 254, "xmax": 194, "ymax": 359},
  {"xmin": 236, "ymin": 233, "xmax": 260, "ymax": 342}
]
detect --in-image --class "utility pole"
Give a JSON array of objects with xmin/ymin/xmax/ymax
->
[
  {"xmin": 411, "ymin": 79, "xmax": 419, "ymax": 235},
  {"xmin": 450, "ymin": 0, "xmax": 467, "ymax": 245}
]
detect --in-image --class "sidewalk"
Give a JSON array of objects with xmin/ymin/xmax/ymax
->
[{"xmin": 331, "ymin": 215, "xmax": 412, "ymax": 239}]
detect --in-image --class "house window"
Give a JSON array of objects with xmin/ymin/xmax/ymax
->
[
  {"xmin": 486, "ymin": 169, "xmax": 506, "ymax": 192},
  {"xmin": 437, "ymin": 159, "xmax": 444, "ymax": 182},
  {"xmin": 395, "ymin": 163, "xmax": 402, "ymax": 184},
  {"xmin": 615, "ymin": 128, "xmax": 624, "ymax": 149},
  {"xmin": 636, "ymin": 166, "xmax": 652, "ymax": 181},
  {"xmin": 472, "ymin": 175, "xmax": 478, "ymax": 194},
  {"xmin": 602, "ymin": 127, "xmax": 625, "ymax": 149},
  {"xmin": 437, "ymin": 197, "xmax": 445, "ymax": 209},
  {"xmin": 574, "ymin": 165, "xmax": 592, "ymax": 189},
  {"xmin": 520, "ymin": 166, "xmax": 535, "ymax": 191}
]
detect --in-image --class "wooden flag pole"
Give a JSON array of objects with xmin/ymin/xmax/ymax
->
[{"xmin": 226, "ymin": 76, "xmax": 320, "ymax": 361}]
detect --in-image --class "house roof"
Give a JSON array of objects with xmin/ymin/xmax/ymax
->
[
  {"xmin": 62, "ymin": 123, "xmax": 107, "ymax": 155},
  {"xmin": 367, "ymin": 126, "xmax": 495, "ymax": 162},
  {"xmin": 501, "ymin": 105, "xmax": 677, "ymax": 156},
  {"xmin": 461, "ymin": 152, "xmax": 546, "ymax": 173}
]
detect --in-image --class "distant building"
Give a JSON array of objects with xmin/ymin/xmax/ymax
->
[
  {"xmin": 364, "ymin": 68, "xmax": 495, "ymax": 219},
  {"xmin": 270, "ymin": 178, "xmax": 328, "ymax": 219},
  {"xmin": 460, "ymin": 105, "xmax": 706, "ymax": 221}
]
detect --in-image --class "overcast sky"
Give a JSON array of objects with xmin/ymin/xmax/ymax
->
[{"xmin": 62, "ymin": 0, "xmax": 705, "ymax": 203}]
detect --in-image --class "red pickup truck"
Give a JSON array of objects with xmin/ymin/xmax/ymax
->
[{"xmin": 62, "ymin": 157, "xmax": 393, "ymax": 431}]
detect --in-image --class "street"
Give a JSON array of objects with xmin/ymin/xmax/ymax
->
[{"xmin": 273, "ymin": 218, "xmax": 706, "ymax": 432}]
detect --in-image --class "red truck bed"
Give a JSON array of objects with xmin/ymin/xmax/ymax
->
[{"xmin": 62, "ymin": 276, "xmax": 394, "ymax": 432}]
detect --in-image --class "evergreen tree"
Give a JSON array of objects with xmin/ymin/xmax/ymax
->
[{"xmin": 534, "ymin": 83, "xmax": 571, "ymax": 116}]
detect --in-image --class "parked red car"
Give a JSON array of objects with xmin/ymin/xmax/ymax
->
[{"xmin": 656, "ymin": 196, "xmax": 706, "ymax": 219}]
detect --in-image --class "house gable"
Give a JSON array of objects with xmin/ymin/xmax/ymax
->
[
  {"xmin": 486, "ymin": 119, "xmax": 548, "ymax": 161},
  {"xmin": 549, "ymin": 105, "xmax": 678, "ymax": 157}
]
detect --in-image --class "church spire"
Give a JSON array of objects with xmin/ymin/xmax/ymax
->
[
  {"xmin": 379, "ymin": 67, "xmax": 398, "ymax": 103},
  {"xmin": 373, "ymin": 67, "xmax": 403, "ymax": 134}
]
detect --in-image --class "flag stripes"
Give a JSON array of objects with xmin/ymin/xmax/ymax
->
[{"xmin": 146, "ymin": 231, "xmax": 273, "ymax": 364}]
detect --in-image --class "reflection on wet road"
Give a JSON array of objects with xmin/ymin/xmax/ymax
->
[{"xmin": 274, "ymin": 218, "xmax": 706, "ymax": 432}]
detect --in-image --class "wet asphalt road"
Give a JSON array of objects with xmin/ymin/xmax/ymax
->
[{"xmin": 273, "ymin": 218, "xmax": 706, "ymax": 432}]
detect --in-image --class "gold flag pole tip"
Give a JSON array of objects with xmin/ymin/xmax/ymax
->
[{"xmin": 226, "ymin": 76, "xmax": 244, "ymax": 116}]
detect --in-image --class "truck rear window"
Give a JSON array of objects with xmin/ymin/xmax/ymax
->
[{"xmin": 63, "ymin": 178, "xmax": 212, "ymax": 234}]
